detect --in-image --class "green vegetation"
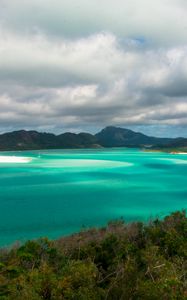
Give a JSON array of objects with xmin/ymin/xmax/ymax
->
[
  {"xmin": 162, "ymin": 147, "xmax": 187, "ymax": 153},
  {"xmin": 0, "ymin": 211, "xmax": 187, "ymax": 299}
]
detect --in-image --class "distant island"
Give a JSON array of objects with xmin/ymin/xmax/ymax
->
[{"xmin": 0, "ymin": 126, "xmax": 187, "ymax": 152}]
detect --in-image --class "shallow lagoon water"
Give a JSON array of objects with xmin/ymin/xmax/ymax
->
[{"xmin": 0, "ymin": 148, "xmax": 187, "ymax": 246}]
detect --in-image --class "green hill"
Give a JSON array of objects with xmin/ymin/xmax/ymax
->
[
  {"xmin": 0, "ymin": 211, "xmax": 187, "ymax": 299},
  {"xmin": 1, "ymin": 126, "xmax": 187, "ymax": 151}
]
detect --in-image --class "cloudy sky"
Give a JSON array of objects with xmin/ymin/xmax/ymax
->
[{"xmin": 0, "ymin": 0, "xmax": 187, "ymax": 136}]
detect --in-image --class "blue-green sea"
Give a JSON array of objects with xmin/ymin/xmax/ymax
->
[{"xmin": 0, "ymin": 148, "xmax": 187, "ymax": 247}]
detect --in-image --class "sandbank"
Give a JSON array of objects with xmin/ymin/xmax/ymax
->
[{"xmin": 0, "ymin": 156, "xmax": 32, "ymax": 163}]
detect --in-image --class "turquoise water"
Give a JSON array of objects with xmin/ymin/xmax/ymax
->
[{"xmin": 0, "ymin": 148, "xmax": 187, "ymax": 247}]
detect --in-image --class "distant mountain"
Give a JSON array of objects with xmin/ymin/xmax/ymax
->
[
  {"xmin": 0, "ymin": 130, "xmax": 99, "ymax": 151},
  {"xmin": 0, "ymin": 126, "xmax": 186, "ymax": 151},
  {"xmin": 95, "ymin": 126, "xmax": 172, "ymax": 147},
  {"xmin": 152, "ymin": 137, "xmax": 187, "ymax": 152},
  {"xmin": 157, "ymin": 137, "xmax": 187, "ymax": 148},
  {"xmin": 57, "ymin": 132, "xmax": 98, "ymax": 149},
  {"xmin": 0, "ymin": 130, "xmax": 58, "ymax": 151}
]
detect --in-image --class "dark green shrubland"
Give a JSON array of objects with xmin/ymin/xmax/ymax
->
[{"xmin": 0, "ymin": 211, "xmax": 187, "ymax": 299}]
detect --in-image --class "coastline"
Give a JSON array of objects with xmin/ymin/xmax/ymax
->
[
  {"xmin": 170, "ymin": 151, "xmax": 187, "ymax": 155},
  {"xmin": 143, "ymin": 148, "xmax": 187, "ymax": 154}
]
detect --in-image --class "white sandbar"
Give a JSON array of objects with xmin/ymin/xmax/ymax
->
[
  {"xmin": 0, "ymin": 156, "xmax": 32, "ymax": 163},
  {"xmin": 170, "ymin": 152, "xmax": 187, "ymax": 155},
  {"xmin": 50, "ymin": 159, "xmax": 133, "ymax": 168},
  {"xmin": 177, "ymin": 152, "xmax": 187, "ymax": 155}
]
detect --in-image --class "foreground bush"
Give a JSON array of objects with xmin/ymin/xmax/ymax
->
[{"xmin": 0, "ymin": 211, "xmax": 187, "ymax": 299}]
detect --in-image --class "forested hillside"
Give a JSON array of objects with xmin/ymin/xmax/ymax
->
[{"xmin": 0, "ymin": 211, "xmax": 187, "ymax": 299}]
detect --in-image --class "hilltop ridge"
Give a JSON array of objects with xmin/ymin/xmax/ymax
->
[{"xmin": 0, "ymin": 126, "xmax": 186, "ymax": 151}]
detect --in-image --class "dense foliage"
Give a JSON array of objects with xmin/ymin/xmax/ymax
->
[{"xmin": 0, "ymin": 211, "xmax": 187, "ymax": 299}]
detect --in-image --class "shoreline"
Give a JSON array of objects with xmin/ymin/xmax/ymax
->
[
  {"xmin": 143, "ymin": 149, "xmax": 187, "ymax": 154},
  {"xmin": 170, "ymin": 151, "xmax": 187, "ymax": 155}
]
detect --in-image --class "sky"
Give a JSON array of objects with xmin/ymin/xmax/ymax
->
[{"xmin": 0, "ymin": 0, "xmax": 187, "ymax": 137}]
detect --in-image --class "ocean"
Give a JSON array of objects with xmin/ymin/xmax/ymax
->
[{"xmin": 0, "ymin": 148, "xmax": 187, "ymax": 247}]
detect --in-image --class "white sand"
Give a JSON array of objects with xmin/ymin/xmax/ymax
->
[
  {"xmin": 0, "ymin": 156, "xmax": 32, "ymax": 163},
  {"xmin": 177, "ymin": 152, "xmax": 187, "ymax": 155}
]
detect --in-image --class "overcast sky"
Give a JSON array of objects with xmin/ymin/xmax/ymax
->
[{"xmin": 0, "ymin": 0, "xmax": 187, "ymax": 136}]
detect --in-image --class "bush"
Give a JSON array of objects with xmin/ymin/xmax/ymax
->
[{"xmin": 0, "ymin": 211, "xmax": 187, "ymax": 299}]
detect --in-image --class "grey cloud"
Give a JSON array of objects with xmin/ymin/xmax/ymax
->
[
  {"xmin": 0, "ymin": 1, "xmax": 187, "ymax": 135},
  {"xmin": 159, "ymin": 78, "xmax": 187, "ymax": 98},
  {"xmin": 1, "ymin": 0, "xmax": 187, "ymax": 46}
]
